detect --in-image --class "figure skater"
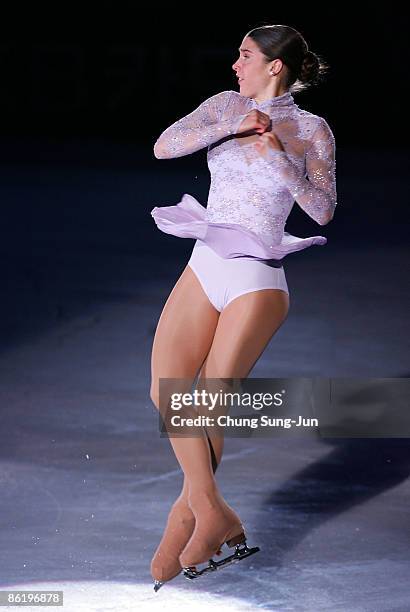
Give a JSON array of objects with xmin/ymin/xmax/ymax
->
[{"xmin": 149, "ymin": 24, "xmax": 337, "ymax": 590}]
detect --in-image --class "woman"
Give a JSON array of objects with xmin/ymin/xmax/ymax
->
[{"xmin": 149, "ymin": 24, "xmax": 337, "ymax": 590}]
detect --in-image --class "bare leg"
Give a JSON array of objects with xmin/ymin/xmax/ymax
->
[
  {"xmin": 200, "ymin": 287, "xmax": 289, "ymax": 461},
  {"xmin": 150, "ymin": 262, "xmax": 225, "ymax": 492},
  {"xmin": 150, "ymin": 261, "xmax": 290, "ymax": 577},
  {"xmin": 150, "ymin": 264, "xmax": 221, "ymax": 584},
  {"xmin": 179, "ymin": 287, "xmax": 290, "ymax": 569}
]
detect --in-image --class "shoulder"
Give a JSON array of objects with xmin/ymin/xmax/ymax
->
[
  {"xmin": 195, "ymin": 90, "xmax": 235, "ymax": 116},
  {"xmin": 200, "ymin": 90, "xmax": 248, "ymax": 119},
  {"xmin": 297, "ymin": 109, "xmax": 335, "ymax": 144},
  {"xmin": 209, "ymin": 89, "xmax": 245, "ymax": 107},
  {"xmin": 216, "ymin": 90, "xmax": 252, "ymax": 117},
  {"xmin": 312, "ymin": 113, "xmax": 335, "ymax": 141},
  {"xmin": 202, "ymin": 90, "xmax": 236, "ymax": 105},
  {"xmin": 210, "ymin": 89, "xmax": 243, "ymax": 100}
]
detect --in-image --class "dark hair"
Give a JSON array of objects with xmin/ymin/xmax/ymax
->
[{"xmin": 245, "ymin": 24, "xmax": 329, "ymax": 93}]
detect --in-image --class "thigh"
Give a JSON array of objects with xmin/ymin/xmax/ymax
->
[
  {"xmin": 196, "ymin": 288, "xmax": 289, "ymax": 444},
  {"xmin": 150, "ymin": 264, "xmax": 220, "ymax": 404},
  {"xmin": 199, "ymin": 288, "xmax": 290, "ymax": 379}
]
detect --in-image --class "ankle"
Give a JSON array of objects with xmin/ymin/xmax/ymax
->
[
  {"xmin": 173, "ymin": 494, "xmax": 193, "ymax": 513},
  {"xmin": 188, "ymin": 486, "xmax": 225, "ymax": 511}
]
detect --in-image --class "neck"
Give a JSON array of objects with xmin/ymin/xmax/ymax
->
[
  {"xmin": 253, "ymin": 88, "xmax": 289, "ymax": 105},
  {"xmin": 249, "ymin": 90, "xmax": 296, "ymax": 112}
]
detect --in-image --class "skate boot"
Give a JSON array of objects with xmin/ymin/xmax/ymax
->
[
  {"xmin": 180, "ymin": 499, "xmax": 259, "ymax": 580},
  {"xmin": 151, "ymin": 496, "xmax": 196, "ymax": 591},
  {"xmin": 152, "ymin": 433, "xmax": 221, "ymax": 591}
]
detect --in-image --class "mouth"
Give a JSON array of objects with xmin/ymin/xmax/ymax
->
[{"xmin": 237, "ymin": 78, "xmax": 244, "ymax": 84}]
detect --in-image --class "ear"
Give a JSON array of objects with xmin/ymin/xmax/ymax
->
[{"xmin": 270, "ymin": 58, "xmax": 284, "ymax": 74}]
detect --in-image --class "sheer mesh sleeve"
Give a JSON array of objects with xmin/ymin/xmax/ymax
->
[
  {"xmin": 263, "ymin": 118, "xmax": 337, "ymax": 225},
  {"xmin": 153, "ymin": 91, "xmax": 248, "ymax": 159}
]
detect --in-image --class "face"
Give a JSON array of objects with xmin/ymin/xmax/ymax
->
[{"xmin": 232, "ymin": 36, "xmax": 283, "ymax": 99}]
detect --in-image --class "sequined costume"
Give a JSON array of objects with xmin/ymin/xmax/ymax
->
[{"xmin": 151, "ymin": 89, "xmax": 337, "ymax": 311}]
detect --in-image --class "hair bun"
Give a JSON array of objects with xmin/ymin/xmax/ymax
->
[
  {"xmin": 303, "ymin": 50, "xmax": 316, "ymax": 64},
  {"xmin": 299, "ymin": 50, "xmax": 321, "ymax": 84}
]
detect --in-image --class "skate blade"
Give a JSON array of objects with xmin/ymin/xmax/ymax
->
[{"xmin": 182, "ymin": 542, "xmax": 260, "ymax": 580}]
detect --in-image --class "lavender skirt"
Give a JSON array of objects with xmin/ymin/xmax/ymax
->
[{"xmin": 151, "ymin": 193, "xmax": 327, "ymax": 263}]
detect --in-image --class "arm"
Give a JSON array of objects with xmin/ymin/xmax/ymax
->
[
  {"xmin": 264, "ymin": 118, "xmax": 337, "ymax": 225},
  {"xmin": 153, "ymin": 91, "xmax": 248, "ymax": 159}
]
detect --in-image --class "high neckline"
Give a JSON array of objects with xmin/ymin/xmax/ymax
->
[{"xmin": 249, "ymin": 90, "xmax": 296, "ymax": 111}]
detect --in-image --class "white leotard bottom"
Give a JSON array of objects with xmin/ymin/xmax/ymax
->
[{"xmin": 187, "ymin": 240, "xmax": 289, "ymax": 313}]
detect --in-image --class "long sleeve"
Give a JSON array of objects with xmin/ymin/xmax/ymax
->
[
  {"xmin": 153, "ymin": 91, "xmax": 248, "ymax": 159},
  {"xmin": 263, "ymin": 118, "xmax": 337, "ymax": 225}
]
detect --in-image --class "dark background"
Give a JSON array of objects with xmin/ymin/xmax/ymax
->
[
  {"xmin": 0, "ymin": 4, "xmax": 407, "ymax": 145},
  {"xmin": 0, "ymin": 3, "xmax": 408, "ymax": 346}
]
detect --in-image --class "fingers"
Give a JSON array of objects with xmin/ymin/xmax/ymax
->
[
  {"xmin": 256, "ymin": 119, "xmax": 270, "ymax": 133},
  {"xmin": 255, "ymin": 120, "xmax": 269, "ymax": 133},
  {"xmin": 250, "ymin": 109, "xmax": 270, "ymax": 132}
]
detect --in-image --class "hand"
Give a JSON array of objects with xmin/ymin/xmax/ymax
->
[
  {"xmin": 236, "ymin": 109, "xmax": 271, "ymax": 135},
  {"xmin": 253, "ymin": 131, "xmax": 286, "ymax": 158}
]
